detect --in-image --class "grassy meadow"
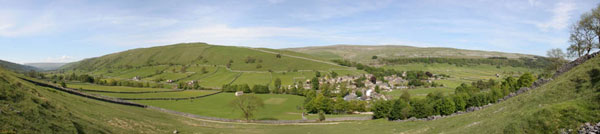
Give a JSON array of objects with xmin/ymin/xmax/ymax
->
[{"xmin": 133, "ymin": 93, "xmax": 308, "ymax": 120}]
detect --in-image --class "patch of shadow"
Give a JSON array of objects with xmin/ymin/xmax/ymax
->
[
  {"xmin": 571, "ymin": 77, "xmax": 587, "ymax": 93},
  {"xmin": 589, "ymin": 68, "xmax": 600, "ymax": 88},
  {"xmin": 72, "ymin": 121, "xmax": 86, "ymax": 134},
  {"xmin": 257, "ymin": 117, "xmax": 278, "ymax": 120}
]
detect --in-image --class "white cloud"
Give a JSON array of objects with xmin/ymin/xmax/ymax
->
[
  {"xmin": 43, "ymin": 55, "xmax": 76, "ymax": 63},
  {"xmin": 0, "ymin": 11, "xmax": 55, "ymax": 37},
  {"xmin": 535, "ymin": 2, "xmax": 575, "ymax": 31},
  {"xmin": 85, "ymin": 24, "xmax": 319, "ymax": 47},
  {"xmin": 267, "ymin": 0, "xmax": 285, "ymax": 4},
  {"xmin": 528, "ymin": 0, "xmax": 541, "ymax": 6},
  {"xmin": 291, "ymin": 0, "xmax": 393, "ymax": 21}
]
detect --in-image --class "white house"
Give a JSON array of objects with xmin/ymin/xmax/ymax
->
[{"xmin": 235, "ymin": 91, "xmax": 244, "ymax": 96}]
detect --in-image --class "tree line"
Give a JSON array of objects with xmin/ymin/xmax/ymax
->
[
  {"xmin": 381, "ymin": 57, "xmax": 553, "ymax": 69},
  {"xmin": 371, "ymin": 73, "xmax": 536, "ymax": 120}
]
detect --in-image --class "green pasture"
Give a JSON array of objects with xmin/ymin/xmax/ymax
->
[
  {"xmin": 133, "ymin": 93, "xmax": 307, "ymax": 120},
  {"xmin": 67, "ymin": 82, "xmax": 172, "ymax": 92},
  {"xmin": 86, "ymin": 90, "xmax": 219, "ymax": 98}
]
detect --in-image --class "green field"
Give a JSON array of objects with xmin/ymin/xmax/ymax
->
[
  {"xmin": 85, "ymin": 90, "xmax": 218, "ymax": 99},
  {"xmin": 196, "ymin": 68, "xmax": 241, "ymax": 88},
  {"xmin": 384, "ymin": 63, "xmax": 540, "ymax": 88},
  {"xmin": 63, "ymin": 43, "xmax": 349, "ymax": 72},
  {"xmin": 179, "ymin": 65, "xmax": 219, "ymax": 81},
  {"xmin": 385, "ymin": 87, "xmax": 455, "ymax": 99},
  {"xmin": 231, "ymin": 72, "xmax": 272, "ymax": 86},
  {"xmin": 3, "ymin": 55, "xmax": 600, "ymax": 134},
  {"xmin": 287, "ymin": 45, "xmax": 535, "ymax": 64},
  {"xmin": 113, "ymin": 66, "xmax": 169, "ymax": 78},
  {"xmin": 67, "ymin": 82, "xmax": 173, "ymax": 92},
  {"xmin": 133, "ymin": 93, "xmax": 307, "ymax": 120},
  {"xmin": 271, "ymin": 71, "xmax": 314, "ymax": 86}
]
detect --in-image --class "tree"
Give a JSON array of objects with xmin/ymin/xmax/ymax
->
[
  {"xmin": 59, "ymin": 81, "xmax": 66, "ymax": 88},
  {"xmin": 241, "ymin": 84, "xmax": 252, "ymax": 93},
  {"xmin": 315, "ymin": 71, "xmax": 321, "ymax": 77},
  {"xmin": 349, "ymin": 100, "xmax": 367, "ymax": 112},
  {"xmin": 452, "ymin": 94, "xmax": 468, "ymax": 111},
  {"xmin": 371, "ymin": 100, "xmax": 392, "ymax": 119},
  {"xmin": 230, "ymin": 95, "xmax": 264, "ymax": 121},
  {"xmin": 582, "ymin": 5, "xmax": 600, "ymax": 49},
  {"xmin": 201, "ymin": 67, "xmax": 208, "ymax": 74},
  {"xmin": 318, "ymin": 110, "xmax": 326, "ymax": 121},
  {"xmin": 568, "ymin": 5, "xmax": 600, "ymax": 58},
  {"xmin": 400, "ymin": 90, "xmax": 411, "ymax": 102},
  {"xmin": 311, "ymin": 77, "xmax": 319, "ymax": 90},
  {"xmin": 389, "ymin": 99, "xmax": 410, "ymax": 120},
  {"xmin": 546, "ymin": 48, "xmax": 568, "ymax": 75},
  {"xmin": 438, "ymin": 97, "xmax": 456, "ymax": 115},
  {"xmin": 372, "ymin": 55, "xmax": 378, "ymax": 59},
  {"xmin": 330, "ymin": 71, "xmax": 338, "ymax": 78},
  {"xmin": 410, "ymin": 99, "xmax": 434, "ymax": 118},
  {"xmin": 193, "ymin": 81, "xmax": 201, "ymax": 90},
  {"xmin": 274, "ymin": 78, "xmax": 282, "ymax": 90},
  {"xmin": 333, "ymin": 97, "xmax": 349, "ymax": 114},
  {"xmin": 517, "ymin": 72, "xmax": 535, "ymax": 88},
  {"xmin": 547, "ymin": 48, "xmax": 566, "ymax": 60},
  {"xmin": 276, "ymin": 54, "xmax": 282, "ymax": 58}
]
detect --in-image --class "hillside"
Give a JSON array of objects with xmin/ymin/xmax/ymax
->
[
  {"xmin": 0, "ymin": 59, "xmax": 39, "ymax": 72},
  {"xmin": 2, "ymin": 52, "xmax": 598, "ymax": 133},
  {"xmin": 25, "ymin": 63, "xmax": 67, "ymax": 71},
  {"xmin": 286, "ymin": 45, "xmax": 537, "ymax": 64},
  {"xmin": 62, "ymin": 43, "xmax": 347, "ymax": 72}
]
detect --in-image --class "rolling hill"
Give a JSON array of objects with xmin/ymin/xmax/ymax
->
[
  {"xmin": 25, "ymin": 63, "xmax": 67, "ymax": 71},
  {"xmin": 286, "ymin": 45, "xmax": 538, "ymax": 64},
  {"xmin": 0, "ymin": 59, "xmax": 39, "ymax": 72},
  {"xmin": 2, "ymin": 52, "xmax": 598, "ymax": 133},
  {"xmin": 62, "ymin": 42, "xmax": 347, "ymax": 72}
]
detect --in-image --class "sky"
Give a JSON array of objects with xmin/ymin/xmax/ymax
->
[{"xmin": 0, "ymin": 0, "xmax": 598, "ymax": 64}]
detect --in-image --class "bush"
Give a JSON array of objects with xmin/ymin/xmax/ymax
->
[
  {"xmin": 318, "ymin": 110, "xmax": 326, "ymax": 121},
  {"xmin": 438, "ymin": 97, "xmax": 456, "ymax": 115},
  {"xmin": 517, "ymin": 72, "xmax": 535, "ymax": 88},
  {"xmin": 389, "ymin": 99, "xmax": 411, "ymax": 120},
  {"xmin": 371, "ymin": 100, "xmax": 392, "ymax": 119}
]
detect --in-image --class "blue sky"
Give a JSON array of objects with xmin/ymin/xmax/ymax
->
[{"xmin": 0, "ymin": 0, "xmax": 597, "ymax": 64}]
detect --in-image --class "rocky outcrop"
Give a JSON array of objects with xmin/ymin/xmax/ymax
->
[
  {"xmin": 577, "ymin": 122, "xmax": 600, "ymax": 134},
  {"xmin": 554, "ymin": 51, "xmax": 600, "ymax": 78}
]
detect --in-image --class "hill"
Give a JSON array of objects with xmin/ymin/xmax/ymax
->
[
  {"xmin": 0, "ymin": 59, "xmax": 39, "ymax": 72},
  {"xmin": 25, "ymin": 63, "xmax": 67, "ymax": 71},
  {"xmin": 62, "ymin": 43, "xmax": 347, "ymax": 72},
  {"xmin": 286, "ymin": 45, "xmax": 537, "ymax": 64},
  {"xmin": 1, "ymin": 52, "xmax": 599, "ymax": 133}
]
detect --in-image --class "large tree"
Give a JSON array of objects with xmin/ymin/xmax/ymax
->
[
  {"xmin": 230, "ymin": 95, "xmax": 264, "ymax": 121},
  {"xmin": 568, "ymin": 5, "xmax": 600, "ymax": 58},
  {"xmin": 546, "ymin": 48, "xmax": 568, "ymax": 71}
]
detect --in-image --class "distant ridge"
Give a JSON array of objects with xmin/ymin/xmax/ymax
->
[
  {"xmin": 25, "ymin": 63, "xmax": 67, "ymax": 71},
  {"xmin": 285, "ymin": 44, "xmax": 537, "ymax": 64},
  {"xmin": 0, "ymin": 59, "xmax": 39, "ymax": 72},
  {"xmin": 62, "ymin": 42, "xmax": 347, "ymax": 71}
]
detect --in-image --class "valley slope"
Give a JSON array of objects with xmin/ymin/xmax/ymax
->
[
  {"xmin": 286, "ymin": 45, "xmax": 537, "ymax": 64},
  {"xmin": 2, "ymin": 52, "xmax": 598, "ymax": 133}
]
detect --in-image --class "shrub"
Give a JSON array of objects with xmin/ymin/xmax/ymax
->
[
  {"xmin": 371, "ymin": 100, "xmax": 392, "ymax": 119},
  {"xmin": 389, "ymin": 99, "xmax": 411, "ymax": 120},
  {"xmin": 318, "ymin": 110, "xmax": 326, "ymax": 121}
]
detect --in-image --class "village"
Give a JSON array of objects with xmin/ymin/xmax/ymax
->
[{"xmin": 293, "ymin": 71, "xmax": 449, "ymax": 102}]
